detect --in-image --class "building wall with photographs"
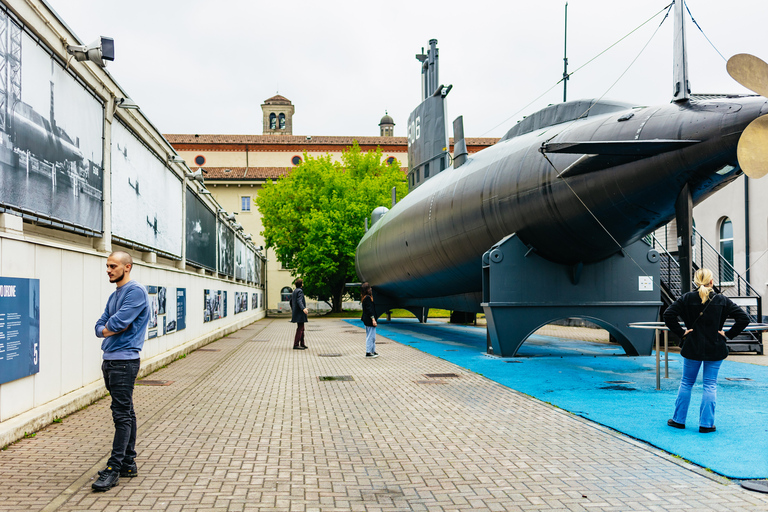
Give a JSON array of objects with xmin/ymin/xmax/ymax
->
[{"xmin": 0, "ymin": 0, "xmax": 265, "ymax": 447}]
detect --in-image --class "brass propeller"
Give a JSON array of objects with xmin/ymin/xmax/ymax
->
[{"xmin": 727, "ymin": 53, "xmax": 768, "ymax": 179}]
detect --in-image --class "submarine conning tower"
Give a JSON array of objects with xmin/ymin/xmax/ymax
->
[{"xmin": 407, "ymin": 39, "xmax": 452, "ymax": 192}]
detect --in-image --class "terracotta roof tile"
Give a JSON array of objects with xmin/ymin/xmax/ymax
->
[
  {"xmin": 263, "ymin": 94, "xmax": 291, "ymax": 105},
  {"xmin": 195, "ymin": 167, "xmax": 290, "ymax": 180},
  {"xmin": 196, "ymin": 166, "xmax": 409, "ymax": 181},
  {"xmin": 165, "ymin": 134, "xmax": 498, "ymax": 147}
]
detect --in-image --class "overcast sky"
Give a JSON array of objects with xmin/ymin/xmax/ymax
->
[{"xmin": 48, "ymin": 0, "xmax": 766, "ymax": 139}]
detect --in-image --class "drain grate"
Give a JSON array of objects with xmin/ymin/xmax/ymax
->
[
  {"xmin": 444, "ymin": 349, "xmax": 458, "ymax": 352},
  {"xmin": 725, "ymin": 377, "xmax": 753, "ymax": 381},
  {"xmin": 416, "ymin": 380, "xmax": 446, "ymax": 384},
  {"xmin": 136, "ymin": 380, "xmax": 173, "ymax": 386},
  {"xmin": 318, "ymin": 375, "xmax": 354, "ymax": 381},
  {"xmin": 506, "ymin": 360, "xmax": 523, "ymax": 363},
  {"xmin": 197, "ymin": 348, "xmax": 220, "ymax": 352},
  {"xmin": 600, "ymin": 385, "xmax": 637, "ymax": 391},
  {"xmin": 318, "ymin": 353, "xmax": 342, "ymax": 357},
  {"xmin": 605, "ymin": 380, "xmax": 633, "ymax": 384},
  {"xmin": 424, "ymin": 373, "xmax": 459, "ymax": 378}
]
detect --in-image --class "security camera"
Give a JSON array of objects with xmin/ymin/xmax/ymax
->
[
  {"xmin": 67, "ymin": 36, "xmax": 115, "ymax": 67},
  {"xmin": 116, "ymin": 97, "xmax": 139, "ymax": 110},
  {"xmin": 186, "ymin": 169, "xmax": 204, "ymax": 182},
  {"xmin": 169, "ymin": 155, "xmax": 185, "ymax": 164},
  {"xmin": 225, "ymin": 214, "xmax": 237, "ymax": 222}
]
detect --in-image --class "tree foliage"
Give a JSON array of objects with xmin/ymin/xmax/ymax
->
[{"xmin": 256, "ymin": 143, "xmax": 407, "ymax": 312}]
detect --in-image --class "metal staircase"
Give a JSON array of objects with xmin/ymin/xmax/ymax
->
[{"xmin": 647, "ymin": 227, "xmax": 763, "ymax": 354}]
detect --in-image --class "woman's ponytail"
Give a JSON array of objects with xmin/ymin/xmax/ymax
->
[{"xmin": 693, "ymin": 268, "xmax": 714, "ymax": 304}]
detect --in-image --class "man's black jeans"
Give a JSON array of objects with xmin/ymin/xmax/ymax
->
[{"xmin": 102, "ymin": 358, "xmax": 140, "ymax": 471}]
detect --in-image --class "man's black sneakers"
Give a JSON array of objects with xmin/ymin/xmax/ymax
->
[
  {"xmin": 120, "ymin": 460, "xmax": 138, "ymax": 477},
  {"xmin": 98, "ymin": 461, "xmax": 138, "ymax": 478},
  {"xmin": 92, "ymin": 467, "xmax": 119, "ymax": 491}
]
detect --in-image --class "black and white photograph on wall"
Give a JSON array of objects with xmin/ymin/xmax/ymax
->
[
  {"xmin": 246, "ymin": 248, "xmax": 255, "ymax": 283},
  {"xmin": 251, "ymin": 291, "xmax": 258, "ymax": 310},
  {"xmin": 234, "ymin": 291, "xmax": 248, "ymax": 314},
  {"xmin": 147, "ymin": 285, "xmax": 158, "ymax": 330},
  {"xmin": 111, "ymin": 120, "xmax": 182, "ymax": 256},
  {"xmin": 164, "ymin": 286, "xmax": 177, "ymax": 334},
  {"xmin": 217, "ymin": 221, "xmax": 234, "ymax": 277},
  {"xmin": 204, "ymin": 289, "xmax": 226, "ymax": 322},
  {"xmin": 157, "ymin": 286, "xmax": 166, "ymax": 315},
  {"xmin": 185, "ymin": 187, "xmax": 217, "ymax": 270},
  {"xmin": 0, "ymin": 12, "xmax": 104, "ymax": 233},
  {"xmin": 235, "ymin": 238, "xmax": 247, "ymax": 280}
]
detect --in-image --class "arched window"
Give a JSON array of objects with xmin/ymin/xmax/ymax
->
[
  {"xmin": 279, "ymin": 113, "xmax": 286, "ymax": 129},
  {"xmin": 269, "ymin": 113, "xmax": 276, "ymax": 129},
  {"xmin": 719, "ymin": 218, "xmax": 734, "ymax": 283},
  {"xmin": 281, "ymin": 287, "xmax": 292, "ymax": 302}
]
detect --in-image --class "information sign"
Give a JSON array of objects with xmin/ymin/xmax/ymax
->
[{"xmin": 0, "ymin": 277, "xmax": 40, "ymax": 385}]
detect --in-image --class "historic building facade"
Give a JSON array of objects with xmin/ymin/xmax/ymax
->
[{"xmin": 167, "ymin": 95, "xmax": 498, "ymax": 311}]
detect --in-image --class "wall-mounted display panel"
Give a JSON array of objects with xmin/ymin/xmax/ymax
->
[
  {"xmin": 235, "ymin": 238, "xmax": 247, "ymax": 280},
  {"xmin": 0, "ymin": 277, "xmax": 40, "ymax": 385},
  {"xmin": 204, "ymin": 289, "xmax": 227, "ymax": 322},
  {"xmin": 234, "ymin": 291, "xmax": 248, "ymax": 314},
  {"xmin": 185, "ymin": 188, "xmax": 216, "ymax": 270},
  {"xmin": 111, "ymin": 120, "xmax": 182, "ymax": 256},
  {"xmin": 217, "ymin": 221, "xmax": 234, "ymax": 277},
  {"xmin": 0, "ymin": 11, "xmax": 104, "ymax": 233}
]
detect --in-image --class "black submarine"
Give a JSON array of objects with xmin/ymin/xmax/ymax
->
[{"xmin": 355, "ymin": 3, "xmax": 768, "ymax": 357}]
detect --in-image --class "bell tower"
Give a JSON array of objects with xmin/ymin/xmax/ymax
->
[{"xmin": 261, "ymin": 95, "xmax": 295, "ymax": 135}]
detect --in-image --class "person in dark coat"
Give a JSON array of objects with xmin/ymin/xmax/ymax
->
[
  {"xmin": 290, "ymin": 278, "xmax": 309, "ymax": 350},
  {"xmin": 663, "ymin": 268, "xmax": 750, "ymax": 433},
  {"xmin": 361, "ymin": 282, "xmax": 378, "ymax": 358}
]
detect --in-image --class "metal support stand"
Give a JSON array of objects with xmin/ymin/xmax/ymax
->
[{"xmin": 481, "ymin": 234, "xmax": 662, "ymax": 357}]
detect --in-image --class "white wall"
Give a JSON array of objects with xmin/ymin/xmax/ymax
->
[{"xmin": 0, "ymin": 223, "xmax": 265, "ymax": 445}]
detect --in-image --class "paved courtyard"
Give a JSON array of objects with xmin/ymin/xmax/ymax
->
[{"xmin": 2, "ymin": 317, "xmax": 767, "ymax": 511}]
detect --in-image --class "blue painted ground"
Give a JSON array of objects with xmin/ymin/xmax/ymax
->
[{"xmin": 346, "ymin": 318, "xmax": 768, "ymax": 479}]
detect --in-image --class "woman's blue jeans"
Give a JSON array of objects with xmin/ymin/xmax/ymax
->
[
  {"xmin": 672, "ymin": 357, "xmax": 723, "ymax": 428},
  {"xmin": 365, "ymin": 326, "xmax": 376, "ymax": 354}
]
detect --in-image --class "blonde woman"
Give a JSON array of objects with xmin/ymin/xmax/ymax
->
[{"xmin": 663, "ymin": 268, "xmax": 749, "ymax": 433}]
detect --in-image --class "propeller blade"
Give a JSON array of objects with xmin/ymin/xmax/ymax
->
[
  {"xmin": 737, "ymin": 115, "xmax": 768, "ymax": 179},
  {"xmin": 727, "ymin": 54, "xmax": 768, "ymax": 98}
]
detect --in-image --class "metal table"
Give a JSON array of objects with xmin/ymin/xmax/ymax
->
[{"xmin": 628, "ymin": 322, "xmax": 768, "ymax": 390}]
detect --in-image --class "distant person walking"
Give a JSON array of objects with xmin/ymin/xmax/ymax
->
[
  {"xmin": 93, "ymin": 251, "xmax": 150, "ymax": 491},
  {"xmin": 290, "ymin": 278, "xmax": 309, "ymax": 350},
  {"xmin": 663, "ymin": 268, "xmax": 749, "ymax": 433},
  {"xmin": 361, "ymin": 282, "xmax": 378, "ymax": 358}
]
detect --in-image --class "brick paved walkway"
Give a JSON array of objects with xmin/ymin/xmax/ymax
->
[{"xmin": 2, "ymin": 317, "xmax": 768, "ymax": 511}]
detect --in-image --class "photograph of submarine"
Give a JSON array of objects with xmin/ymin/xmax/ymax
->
[{"xmin": 355, "ymin": 3, "xmax": 768, "ymax": 357}]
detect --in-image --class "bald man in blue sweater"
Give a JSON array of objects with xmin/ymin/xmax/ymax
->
[{"xmin": 92, "ymin": 251, "xmax": 149, "ymax": 492}]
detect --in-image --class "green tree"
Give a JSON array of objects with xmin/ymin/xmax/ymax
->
[{"xmin": 257, "ymin": 143, "xmax": 407, "ymax": 312}]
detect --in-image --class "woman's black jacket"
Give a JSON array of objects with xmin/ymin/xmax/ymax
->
[
  {"xmin": 663, "ymin": 290, "xmax": 750, "ymax": 361},
  {"xmin": 361, "ymin": 296, "xmax": 376, "ymax": 327}
]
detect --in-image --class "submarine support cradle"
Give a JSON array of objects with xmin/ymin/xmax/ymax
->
[{"xmin": 481, "ymin": 234, "xmax": 662, "ymax": 357}]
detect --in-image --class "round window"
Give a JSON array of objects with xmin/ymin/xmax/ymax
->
[
  {"xmin": 194, "ymin": 155, "xmax": 205, "ymax": 166},
  {"xmin": 292, "ymin": 156, "xmax": 302, "ymax": 166},
  {"xmin": 386, "ymin": 157, "xmax": 395, "ymax": 164}
]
